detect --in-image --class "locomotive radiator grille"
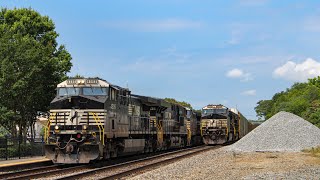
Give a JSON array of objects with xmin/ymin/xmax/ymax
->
[{"xmin": 49, "ymin": 110, "xmax": 106, "ymax": 126}]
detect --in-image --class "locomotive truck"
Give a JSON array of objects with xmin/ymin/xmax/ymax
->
[
  {"xmin": 44, "ymin": 77, "xmax": 201, "ymax": 164},
  {"xmin": 200, "ymin": 104, "xmax": 249, "ymax": 145}
]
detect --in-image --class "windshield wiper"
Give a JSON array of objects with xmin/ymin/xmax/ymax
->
[{"xmin": 72, "ymin": 85, "xmax": 77, "ymax": 95}]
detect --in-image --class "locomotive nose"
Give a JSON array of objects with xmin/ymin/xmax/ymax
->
[{"xmin": 50, "ymin": 95, "xmax": 105, "ymax": 109}]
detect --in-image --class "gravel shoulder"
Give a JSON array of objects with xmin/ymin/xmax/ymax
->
[{"xmin": 129, "ymin": 146, "xmax": 320, "ymax": 180}]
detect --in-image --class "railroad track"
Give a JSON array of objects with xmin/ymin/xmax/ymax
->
[
  {"xmin": 0, "ymin": 164, "xmax": 84, "ymax": 180},
  {"xmin": 58, "ymin": 145, "xmax": 219, "ymax": 180},
  {"xmin": 1, "ymin": 145, "xmax": 219, "ymax": 180}
]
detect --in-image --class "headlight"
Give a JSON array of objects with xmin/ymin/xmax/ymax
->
[
  {"xmin": 54, "ymin": 125, "xmax": 59, "ymax": 130},
  {"xmin": 83, "ymin": 125, "xmax": 88, "ymax": 130}
]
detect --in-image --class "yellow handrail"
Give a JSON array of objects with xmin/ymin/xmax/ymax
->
[
  {"xmin": 187, "ymin": 121, "xmax": 191, "ymax": 145},
  {"xmin": 200, "ymin": 120, "xmax": 203, "ymax": 136},
  {"xmin": 156, "ymin": 120, "xmax": 163, "ymax": 146},
  {"xmin": 226, "ymin": 120, "xmax": 229, "ymax": 139},
  {"xmin": 90, "ymin": 112, "xmax": 105, "ymax": 146},
  {"xmin": 187, "ymin": 121, "xmax": 191, "ymax": 141},
  {"xmin": 200, "ymin": 120, "xmax": 207, "ymax": 136},
  {"xmin": 45, "ymin": 112, "xmax": 55, "ymax": 144}
]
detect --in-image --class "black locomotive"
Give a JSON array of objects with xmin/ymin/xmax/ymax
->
[{"xmin": 44, "ymin": 78, "xmax": 202, "ymax": 164}]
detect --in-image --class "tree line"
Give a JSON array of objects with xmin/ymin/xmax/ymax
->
[{"xmin": 255, "ymin": 76, "xmax": 320, "ymax": 128}]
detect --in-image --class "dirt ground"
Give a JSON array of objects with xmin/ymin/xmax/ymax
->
[
  {"xmin": 231, "ymin": 151, "xmax": 320, "ymax": 178},
  {"xmin": 130, "ymin": 148, "xmax": 320, "ymax": 179}
]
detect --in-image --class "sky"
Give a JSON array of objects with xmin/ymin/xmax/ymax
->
[{"xmin": 2, "ymin": 0, "xmax": 320, "ymax": 120}]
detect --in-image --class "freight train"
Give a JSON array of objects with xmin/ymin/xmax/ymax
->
[
  {"xmin": 200, "ymin": 104, "xmax": 249, "ymax": 145},
  {"xmin": 44, "ymin": 78, "xmax": 202, "ymax": 164}
]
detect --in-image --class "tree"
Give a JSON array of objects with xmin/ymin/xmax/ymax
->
[
  {"xmin": 164, "ymin": 98, "xmax": 193, "ymax": 109},
  {"xmin": 255, "ymin": 100, "xmax": 272, "ymax": 120},
  {"xmin": 255, "ymin": 76, "xmax": 320, "ymax": 128},
  {"xmin": 0, "ymin": 8, "xmax": 72, "ymax": 137},
  {"xmin": 70, "ymin": 74, "xmax": 85, "ymax": 78}
]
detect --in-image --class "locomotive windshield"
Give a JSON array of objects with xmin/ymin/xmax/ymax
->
[
  {"xmin": 58, "ymin": 87, "xmax": 80, "ymax": 96},
  {"xmin": 83, "ymin": 87, "xmax": 108, "ymax": 96},
  {"xmin": 57, "ymin": 87, "xmax": 108, "ymax": 96},
  {"xmin": 202, "ymin": 108, "xmax": 227, "ymax": 116}
]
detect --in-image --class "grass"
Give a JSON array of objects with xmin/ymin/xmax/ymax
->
[{"xmin": 302, "ymin": 146, "xmax": 320, "ymax": 157}]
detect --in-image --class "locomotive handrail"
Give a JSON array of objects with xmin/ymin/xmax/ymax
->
[
  {"xmin": 44, "ymin": 120, "xmax": 49, "ymax": 143},
  {"xmin": 200, "ymin": 120, "xmax": 207, "ymax": 136},
  {"xmin": 90, "ymin": 112, "xmax": 105, "ymax": 146},
  {"xmin": 45, "ymin": 112, "xmax": 56, "ymax": 143},
  {"xmin": 156, "ymin": 119, "xmax": 163, "ymax": 146},
  {"xmin": 200, "ymin": 121, "xmax": 203, "ymax": 136},
  {"xmin": 187, "ymin": 120, "xmax": 191, "ymax": 144}
]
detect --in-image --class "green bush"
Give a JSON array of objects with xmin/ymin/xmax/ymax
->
[
  {"xmin": 303, "ymin": 146, "xmax": 320, "ymax": 157},
  {"xmin": 0, "ymin": 143, "xmax": 35, "ymax": 158}
]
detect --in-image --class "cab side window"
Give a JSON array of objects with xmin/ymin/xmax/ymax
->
[{"xmin": 110, "ymin": 88, "xmax": 117, "ymax": 101}]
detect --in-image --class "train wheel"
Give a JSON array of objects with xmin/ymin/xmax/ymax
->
[
  {"xmin": 236, "ymin": 133, "xmax": 239, "ymax": 140},
  {"xmin": 103, "ymin": 151, "xmax": 110, "ymax": 160},
  {"xmin": 228, "ymin": 133, "xmax": 234, "ymax": 142},
  {"xmin": 110, "ymin": 147, "xmax": 118, "ymax": 158}
]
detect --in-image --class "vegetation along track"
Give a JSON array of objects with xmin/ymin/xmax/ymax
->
[{"xmin": 58, "ymin": 145, "xmax": 219, "ymax": 180}]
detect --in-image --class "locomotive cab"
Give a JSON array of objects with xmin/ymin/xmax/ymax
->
[
  {"xmin": 44, "ymin": 78, "xmax": 111, "ymax": 164},
  {"xmin": 200, "ymin": 104, "xmax": 244, "ymax": 145}
]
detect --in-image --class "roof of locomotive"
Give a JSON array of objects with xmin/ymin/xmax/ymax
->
[
  {"xmin": 131, "ymin": 94, "xmax": 171, "ymax": 108},
  {"xmin": 57, "ymin": 77, "xmax": 110, "ymax": 88},
  {"xmin": 202, "ymin": 104, "xmax": 228, "ymax": 110}
]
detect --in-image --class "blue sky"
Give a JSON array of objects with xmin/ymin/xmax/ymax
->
[{"xmin": 2, "ymin": 0, "xmax": 320, "ymax": 119}]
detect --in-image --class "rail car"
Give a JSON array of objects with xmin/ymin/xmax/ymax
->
[
  {"xmin": 200, "ymin": 104, "xmax": 249, "ymax": 145},
  {"xmin": 44, "ymin": 78, "xmax": 202, "ymax": 164}
]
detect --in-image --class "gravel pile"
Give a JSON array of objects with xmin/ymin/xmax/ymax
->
[{"xmin": 229, "ymin": 111, "xmax": 320, "ymax": 152}]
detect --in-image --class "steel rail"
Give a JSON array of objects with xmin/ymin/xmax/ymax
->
[
  {"xmin": 57, "ymin": 145, "xmax": 218, "ymax": 180},
  {"xmin": 0, "ymin": 164, "xmax": 61, "ymax": 179},
  {"xmin": 5, "ymin": 164, "xmax": 85, "ymax": 180}
]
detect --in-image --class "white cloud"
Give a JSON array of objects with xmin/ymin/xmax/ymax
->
[
  {"xmin": 273, "ymin": 58, "xmax": 320, "ymax": 82},
  {"xmin": 226, "ymin": 68, "xmax": 243, "ymax": 77},
  {"xmin": 101, "ymin": 19, "xmax": 203, "ymax": 32},
  {"xmin": 241, "ymin": 89, "xmax": 256, "ymax": 96},
  {"xmin": 226, "ymin": 68, "xmax": 253, "ymax": 82}
]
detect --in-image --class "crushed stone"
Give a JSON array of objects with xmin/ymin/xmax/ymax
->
[{"xmin": 228, "ymin": 111, "xmax": 320, "ymax": 152}]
